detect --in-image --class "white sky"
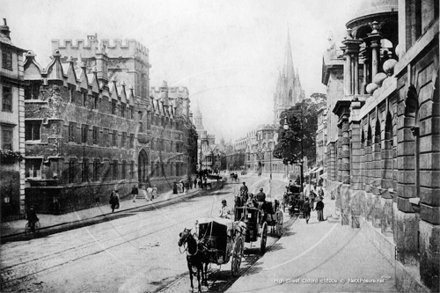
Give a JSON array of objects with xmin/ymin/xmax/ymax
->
[{"xmin": 2, "ymin": 0, "xmax": 355, "ymax": 142}]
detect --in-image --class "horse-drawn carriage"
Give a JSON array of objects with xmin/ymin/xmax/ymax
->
[
  {"xmin": 283, "ymin": 185, "xmax": 302, "ymax": 215},
  {"xmin": 234, "ymin": 206, "xmax": 268, "ymax": 254},
  {"xmin": 178, "ymin": 217, "xmax": 246, "ymax": 292}
]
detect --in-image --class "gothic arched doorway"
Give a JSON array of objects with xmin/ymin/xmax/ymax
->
[{"xmin": 138, "ymin": 149, "xmax": 149, "ymax": 184}]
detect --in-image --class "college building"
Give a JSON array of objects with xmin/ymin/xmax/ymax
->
[{"xmin": 322, "ymin": 0, "xmax": 439, "ymax": 291}]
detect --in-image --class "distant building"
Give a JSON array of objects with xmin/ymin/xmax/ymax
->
[
  {"xmin": 273, "ymin": 31, "xmax": 305, "ymax": 125},
  {"xmin": 236, "ymin": 31, "xmax": 307, "ymax": 180},
  {"xmin": 0, "ymin": 19, "xmax": 27, "ymax": 219},
  {"xmin": 193, "ymin": 106, "xmax": 216, "ymax": 171}
]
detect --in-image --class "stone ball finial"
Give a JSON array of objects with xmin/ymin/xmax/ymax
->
[
  {"xmin": 373, "ymin": 72, "xmax": 387, "ymax": 87},
  {"xmin": 383, "ymin": 59, "xmax": 397, "ymax": 75},
  {"xmin": 395, "ymin": 43, "xmax": 405, "ymax": 59},
  {"xmin": 371, "ymin": 21, "xmax": 379, "ymax": 34},
  {"xmin": 366, "ymin": 83, "xmax": 379, "ymax": 94}
]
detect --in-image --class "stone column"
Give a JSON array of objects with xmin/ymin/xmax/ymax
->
[{"xmin": 365, "ymin": 22, "xmax": 382, "ymax": 79}]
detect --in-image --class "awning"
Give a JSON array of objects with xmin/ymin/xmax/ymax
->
[
  {"xmin": 309, "ymin": 167, "xmax": 319, "ymax": 173},
  {"xmin": 319, "ymin": 172, "xmax": 327, "ymax": 179}
]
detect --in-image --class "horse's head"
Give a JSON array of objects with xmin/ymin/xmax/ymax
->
[{"xmin": 178, "ymin": 228, "xmax": 192, "ymax": 247}]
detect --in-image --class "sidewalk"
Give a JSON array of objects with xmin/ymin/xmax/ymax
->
[
  {"xmin": 226, "ymin": 193, "xmax": 398, "ymax": 293},
  {"xmin": 1, "ymin": 186, "xmax": 207, "ymax": 242}
]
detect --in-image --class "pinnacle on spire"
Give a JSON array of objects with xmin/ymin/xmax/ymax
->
[{"xmin": 283, "ymin": 30, "xmax": 295, "ymax": 81}]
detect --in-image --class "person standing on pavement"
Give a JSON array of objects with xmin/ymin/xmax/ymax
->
[
  {"xmin": 309, "ymin": 189, "xmax": 316, "ymax": 211},
  {"xmin": 145, "ymin": 185, "xmax": 153, "ymax": 201},
  {"xmin": 109, "ymin": 189, "xmax": 120, "ymax": 213},
  {"xmin": 131, "ymin": 185, "xmax": 138, "ymax": 202},
  {"xmin": 303, "ymin": 197, "xmax": 311, "ymax": 224},
  {"xmin": 316, "ymin": 198, "xmax": 325, "ymax": 221},
  {"xmin": 240, "ymin": 182, "xmax": 248, "ymax": 196},
  {"xmin": 26, "ymin": 206, "xmax": 39, "ymax": 232},
  {"xmin": 152, "ymin": 185, "xmax": 158, "ymax": 199}
]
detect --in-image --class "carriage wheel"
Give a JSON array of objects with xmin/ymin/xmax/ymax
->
[
  {"xmin": 276, "ymin": 211, "xmax": 284, "ymax": 237},
  {"xmin": 260, "ymin": 222, "xmax": 268, "ymax": 254},
  {"xmin": 231, "ymin": 237, "xmax": 243, "ymax": 276}
]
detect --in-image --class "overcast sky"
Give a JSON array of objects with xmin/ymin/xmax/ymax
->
[{"xmin": 2, "ymin": 0, "xmax": 355, "ymax": 142}]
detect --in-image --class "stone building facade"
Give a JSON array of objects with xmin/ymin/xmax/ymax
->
[
  {"xmin": 323, "ymin": 0, "xmax": 439, "ymax": 291},
  {"xmin": 0, "ymin": 20, "xmax": 26, "ymax": 219},
  {"xmin": 22, "ymin": 35, "xmax": 197, "ymax": 214}
]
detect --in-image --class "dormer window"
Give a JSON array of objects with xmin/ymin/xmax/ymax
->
[
  {"xmin": 121, "ymin": 103, "xmax": 126, "ymax": 118},
  {"xmin": 111, "ymin": 101, "xmax": 117, "ymax": 115},
  {"xmin": 69, "ymin": 86, "xmax": 76, "ymax": 103},
  {"xmin": 82, "ymin": 91, "xmax": 87, "ymax": 107}
]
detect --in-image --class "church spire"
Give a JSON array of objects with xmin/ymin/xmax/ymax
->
[{"xmin": 283, "ymin": 30, "xmax": 295, "ymax": 81}]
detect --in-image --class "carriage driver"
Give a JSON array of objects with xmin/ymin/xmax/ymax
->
[{"xmin": 219, "ymin": 199, "xmax": 232, "ymax": 219}]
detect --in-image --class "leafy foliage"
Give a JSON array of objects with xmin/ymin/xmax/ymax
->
[{"xmin": 273, "ymin": 99, "xmax": 319, "ymax": 166}]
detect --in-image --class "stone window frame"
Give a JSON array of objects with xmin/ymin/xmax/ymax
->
[
  {"xmin": 68, "ymin": 85, "xmax": 76, "ymax": 103},
  {"xmin": 25, "ymin": 81, "xmax": 42, "ymax": 100},
  {"xmin": 129, "ymin": 133, "xmax": 134, "ymax": 148},
  {"xmin": 112, "ymin": 130, "xmax": 118, "ymax": 147},
  {"xmin": 130, "ymin": 160, "xmax": 135, "ymax": 179},
  {"xmin": 121, "ymin": 132, "xmax": 127, "ymax": 148},
  {"xmin": 93, "ymin": 159, "xmax": 100, "ymax": 182},
  {"xmin": 92, "ymin": 126, "xmax": 99, "ymax": 145},
  {"xmin": 82, "ymin": 158, "xmax": 89, "ymax": 182},
  {"xmin": 2, "ymin": 86, "xmax": 13, "ymax": 112},
  {"xmin": 1, "ymin": 125, "xmax": 13, "ymax": 150},
  {"xmin": 111, "ymin": 100, "xmax": 117, "ymax": 115},
  {"xmin": 81, "ymin": 90, "xmax": 88, "ymax": 107},
  {"xmin": 130, "ymin": 106, "xmax": 134, "ymax": 119},
  {"xmin": 112, "ymin": 160, "xmax": 119, "ymax": 180},
  {"xmin": 68, "ymin": 122, "xmax": 76, "ymax": 142},
  {"xmin": 121, "ymin": 160, "xmax": 126, "ymax": 179},
  {"xmin": 25, "ymin": 158, "xmax": 42, "ymax": 178},
  {"xmin": 25, "ymin": 120, "xmax": 42, "ymax": 141},
  {"xmin": 92, "ymin": 94, "xmax": 99, "ymax": 110},
  {"xmin": 81, "ymin": 124, "xmax": 89, "ymax": 144},
  {"xmin": 1, "ymin": 48, "xmax": 12, "ymax": 71},
  {"xmin": 68, "ymin": 159, "xmax": 76, "ymax": 183},
  {"xmin": 121, "ymin": 103, "xmax": 126, "ymax": 118}
]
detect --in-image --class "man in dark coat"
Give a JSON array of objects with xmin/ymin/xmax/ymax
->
[
  {"xmin": 26, "ymin": 206, "xmax": 39, "ymax": 232},
  {"xmin": 303, "ymin": 198, "xmax": 311, "ymax": 224},
  {"xmin": 131, "ymin": 185, "xmax": 138, "ymax": 202},
  {"xmin": 256, "ymin": 188, "xmax": 266, "ymax": 204},
  {"xmin": 316, "ymin": 199, "xmax": 325, "ymax": 221}
]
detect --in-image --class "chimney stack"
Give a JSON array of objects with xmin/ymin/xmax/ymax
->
[{"xmin": 0, "ymin": 18, "xmax": 11, "ymax": 40}]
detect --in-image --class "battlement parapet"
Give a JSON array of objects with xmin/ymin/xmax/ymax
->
[
  {"xmin": 52, "ymin": 37, "xmax": 149, "ymax": 58},
  {"xmin": 150, "ymin": 86, "xmax": 189, "ymax": 94}
]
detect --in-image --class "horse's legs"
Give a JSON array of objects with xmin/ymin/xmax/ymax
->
[
  {"xmin": 203, "ymin": 262, "xmax": 209, "ymax": 286},
  {"xmin": 196, "ymin": 266, "xmax": 202, "ymax": 293},
  {"xmin": 187, "ymin": 262, "xmax": 194, "ymax": 292}
]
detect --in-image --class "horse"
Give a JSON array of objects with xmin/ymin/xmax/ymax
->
[{"xmin": 178, "ymin": 228, "xmax": 209, "ymax": 293}]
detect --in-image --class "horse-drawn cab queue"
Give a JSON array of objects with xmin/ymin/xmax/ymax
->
[{"xmin": 177, "ymin": 183, "xmax": 283, "ymax": 293}]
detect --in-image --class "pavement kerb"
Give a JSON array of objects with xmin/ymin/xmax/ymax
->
[{"xmin": 1, "ymin": 183, "xmax": 224, "ymax": 243}]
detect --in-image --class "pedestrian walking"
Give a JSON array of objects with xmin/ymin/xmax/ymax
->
[
  {"xmin": 316, "ymin": 199, "xmax": 325, "ymax": 221},
  {"xmin": 194, "ymin": 178, "xmax": 197, "ymax": 189},
  {"xmin": 26, "ymin": 206, "xmax": 39, "ymax": 232},
  {"xmin": 303, "ymin": 197, "xmax": 311, "ymax": 224},
  {"xmin": 173, "ymin": 182, "xmax": 178, "ymax": 194},
  {"xmin": 184, "ymin": 181, "xmax": 189, "ymax": 193},
  {"xmin": 309, "ymin": 189, "xmax": 316, "ymax": 211},
  {"xmin": 131, "ymin": 184, "xmax": 138, "ymax": 202},
  {"xmin": 152, "ymin": 185, "xmax": 158, "ymax": 199},
  {"xmin": 109, "ymin": 189, "xmax": 120, "ymax": 213},
  {"xmin": 146, "ymin": 185, "xmax": 153, "ymax": 201}
]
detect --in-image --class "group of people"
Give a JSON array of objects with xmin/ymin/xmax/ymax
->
[
  {"xmin": 109, "ymin": 184, "xmax": 159, "ymax": 213},
  {"xmin": 283, "ymin": 181, "xmax": 326, "ymax": 224},
  {"xmin": 219, "ymin": 182, "xmax": 270, "ymax": 219}
]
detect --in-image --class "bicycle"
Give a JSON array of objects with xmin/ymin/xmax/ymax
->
[{"xmin": 25, "ymin": 221, "xmax": 41, "ymax": 235}]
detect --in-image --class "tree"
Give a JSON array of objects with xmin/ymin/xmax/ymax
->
[{"xmin": 273, "ymin": 99, "xmax": 318, "ymax": 167}]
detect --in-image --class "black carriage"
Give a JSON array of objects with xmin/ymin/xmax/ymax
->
[
  {"xmin": 196, "ymin": 218, "xmax": 245, "ymax": 276},
  {"xmin": 234, "ymin": 207, "xmax": 268, "ymax": 254},
  {"xmin": 263, "ymin": 198, "xmax": 284, "ymax": 237}
]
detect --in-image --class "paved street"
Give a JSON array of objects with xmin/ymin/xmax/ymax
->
[
  {"xmin": 0, "ymin": 177, "xmax": 279, "ymax": 293},
  {"xmin": 226, "ymin": 196, "xmax": 398, "ymax": 293}
]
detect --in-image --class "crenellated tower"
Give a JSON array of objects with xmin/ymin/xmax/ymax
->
[{"xmin": 52, "ymin": 34, "xmax": 151, "ymax": 102}]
